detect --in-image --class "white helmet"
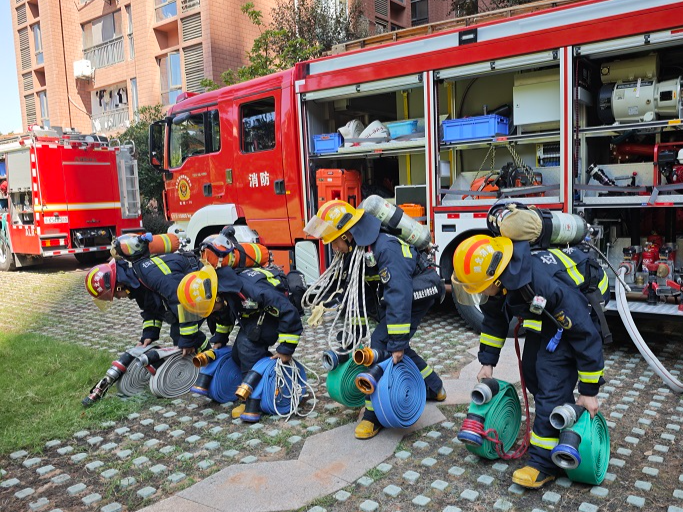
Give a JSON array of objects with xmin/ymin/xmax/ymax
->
[
  {"xmin": 338, "ymin": 119, "xmax": 364, "ymax": 141},
  {"xmin": 677, "ymin": 148, "xmax": 683, "ymax": 164}
]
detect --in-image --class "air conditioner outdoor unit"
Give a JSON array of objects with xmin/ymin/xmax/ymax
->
[{"xmin": 74, "ymin": 60, "xmax": 93, "ymax": 80}]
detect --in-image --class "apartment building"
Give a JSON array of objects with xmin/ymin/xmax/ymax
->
[{"xmin": 10, "ymin": 0, "xmax": 278, "ymax": 134}]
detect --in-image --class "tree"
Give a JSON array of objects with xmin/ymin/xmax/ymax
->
[
  {"xmin": 115, "ymin": 105, "xmax": 165, "ymax": 211},
  {"xmin": 201, "ymin": 0, "xmax": 367, "ymax": 89}
]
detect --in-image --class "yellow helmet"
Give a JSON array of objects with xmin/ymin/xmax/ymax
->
[
  {"xmin": 177, "ymin": 265, "xmax": 219, "ymax": 319},
  {"xmin": 452, "ymin": 235, "xmax": 513, "ymax": 298},
  {"xmin": 303, "ymin": 199, "xmax": 364, "ymax": 244}
]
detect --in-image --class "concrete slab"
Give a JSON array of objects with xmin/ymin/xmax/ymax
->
[
  {"xmin": 138, "ymin": 496, "xmax": 218, "ymax": 512},
  {"xmin": 177, "ymin": 460, "xmax": 348, "ymax": 512}
]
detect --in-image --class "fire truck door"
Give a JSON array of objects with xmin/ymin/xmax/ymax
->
[{"xmin": 232, "ymin": 91, "xmax": 291, "ymax": 246}]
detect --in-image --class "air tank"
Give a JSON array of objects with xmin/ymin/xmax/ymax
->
[{"xmin": 360, "ymin": 195, "xmax": 433, "ymax": 251}]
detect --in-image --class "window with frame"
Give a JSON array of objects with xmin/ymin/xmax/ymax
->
[
  {"xmin": 32, "ymin": 23, "xmax": 43, "ymax": 65},
  {"xmin": 241, "ymin": 98, "xmax": 275, "ymax": 153},
  {"xmin": 169, "ymin": 109, "xmax": 221, "ymax": 168},
  {"xmin": 411, "ymin": 0, "xmax": 428, "ymax": 26},
  {"xmin": 38, "ymin": 90, "xmax": 49, "ymax": 128},
  {"xmin": 159, "ymin": 52, "xmax": 182, "ymax": 105},
  {"xmin": 155, "ymin": 0, "xmax": 177, "ymax": 22},
  {"xmin": 82, "ymin": 11, "xmax": 122, "ymax": 49}
]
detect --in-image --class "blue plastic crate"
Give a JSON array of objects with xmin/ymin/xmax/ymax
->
[
  {"xmin": 442, "ymin": 115, "xmax": 509, "ymax": 143},
  {"xmin": 312, "ymin": 133, "xmax": 343, "ymax": 154},
  {"xmin": 386, "ymin": 120, "xmax": 418, "ymax": 138}
]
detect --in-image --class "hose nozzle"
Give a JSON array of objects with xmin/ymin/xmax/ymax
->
[
  {"xmin": 551, "ymin": 430, "xmax": 582, "ymax": 469},
  {"xmin": 471, "ymin": 378, "xmax": 500, "ymax": 405},
  {"xmin": 549, "ymin": 403, "xmax": 586, "ymax": 430}
]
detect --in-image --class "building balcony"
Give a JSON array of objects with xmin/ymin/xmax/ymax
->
[
  {"xmin": 92, "ymin": 107, "xmax": 129, "ymax": 133},
  {"xmin": 83, "ymin": 36, "xmax": 124, "ymax": 70}
]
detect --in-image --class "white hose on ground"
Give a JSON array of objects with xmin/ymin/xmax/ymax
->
[{"xmin": 615, "ymin": 267, "xmax": 683, "ymax": 393}]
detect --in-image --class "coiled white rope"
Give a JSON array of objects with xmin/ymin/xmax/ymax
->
[
  {"xmin": 271, "ymin": 358, "xmax": 320, "ymax": 421},
  {"xmin": 302, "ymin": 252, "xmax": 346, "ymax": 326},
  {"xmin": 148, "ymin": 350, "xmax": 200, "ymax": 398},
  {"xmin": 116, "ymin": 361, "xmax": 151, "ymax": 396}
]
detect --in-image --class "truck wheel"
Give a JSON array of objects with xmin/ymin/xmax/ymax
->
[
  {"xmin": 0, "ymin": 239, "xmax": 16, "ymax": 271},
  {"xmin": 75, "ymin": 252, "xmax": 109, "ymax": 265}
]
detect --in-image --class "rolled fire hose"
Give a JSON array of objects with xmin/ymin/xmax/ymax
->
[
  {"xmin": 356, "ymin": 357, "xmax": 426, "ymax": 429},
  {"xmin": 148, "ymin": 349, "xmax": 200, "ymax": 398},
  {"xmin": 616, "ymin": 267, "xmax": 683, "ymax": 393},
  {"xmin": 115, "ymin": 345, "xmax": 158, "ymax": 396},
  {"xmin": 326, "ymin": 356, "xmax": 366, "ymax": 408},
  {"xmin": 458, "ymin": 379, "xmax": 522, "ymax": 460},
  {"xmin": 550, "ymin": 408, "xmax": 610, "ymax": 485},
  {"xmin": 191, "ymin": 347, "xmax": 242, "ymax": 403}
]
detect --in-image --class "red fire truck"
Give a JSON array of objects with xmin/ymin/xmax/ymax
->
[
  {"xmin": 150, "ymin": 0, "xmax": 683, "ymax": 331},
  {"xmin": 0, "ymin": 127, "xmax": 142, "ymax": 270}
]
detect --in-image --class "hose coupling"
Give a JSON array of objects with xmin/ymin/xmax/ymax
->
[
  {"xmin": 193, "ymin": 349, "xmax": 219, "ymax": 368},
  {"xmin": 355, "ymin": 364, "xmax": 385, "ymax": 395},
  {"xmin": 138, "ymin": 349, "xmax": 161, "ymax": 369},
  {"xmin": 471, "ymin": 378, "xmax": 500, "ymax": 405},
  {"xmin": 321, "ymin": 350, "xmax": 349, "ymax": 371},
  {"xmin": 353, "ymin": 347, "xmax": 391, "ymax": 366},
  {"xmin": 457, "ymin": 413, "xmax": 486, "ymax": 446},
  {"xmin": 236, "ymin": 369, "xmax": 262, "ymax": 400},
  {"xmin": 551, "ymin": 429, "xmax": 583, "ymax": 469},
  {"xmin": 550, "ymin": 403, "xmax": 586, "ymax": 430},
  {"xmin": 240, "ymin": 397, "xmax": 262, "ymax": 423},
  {"xmin": 191, "ymin": 373, "xmax": 212, "ymax": 396}
]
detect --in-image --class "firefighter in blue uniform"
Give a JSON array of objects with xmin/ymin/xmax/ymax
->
[
  {"xmin": 304, "ymin": 199, "xmax": 446, "ymax": 440},
  {"xmin": 177, "ymin": 235, "xmax": 303, "ymax": 422},
  {"xmin": 113, "ymin": 233, "xmax": 207, "ymax": 356},
  {"xmin": 452, "ymin": 235, "xmax": 609, "ymax": 489}
]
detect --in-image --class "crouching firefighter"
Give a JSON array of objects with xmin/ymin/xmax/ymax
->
[
  {"xmin": 451, "ymin": 235, "xmax": 609, "ymax": 489},
  {"xmin": 304, "ymin": 199, "xmax": 446, "ymax": 440},
  {"xmin": 113, "ymin": 233, "xmax": 208, "ymax": 357},
  {"xmin": 83, "ymin": 258, "xmax": 166, "ymax": 405},
  {"xmin": 177, "ymin": 240, "xmax": 303, "ymax": 422}
]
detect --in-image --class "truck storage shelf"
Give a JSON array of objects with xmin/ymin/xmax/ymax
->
[
  {"xmin": 310, "ymin": 139, "xmax": 425, "ymax": 160},
  {"xmin": 440, "ymin": 130, "xmax": 560, "ymax": 151},
  {"xmin": 604, "ymin": 300, "xmax": 683, "ymax": 317},
  {"xmin": 579, "ymin": 194, "xmax": 683, "ymax": 206},
  {"xmin": 580, "ymin": 119, "xmax": 683, "ymax": 138}
]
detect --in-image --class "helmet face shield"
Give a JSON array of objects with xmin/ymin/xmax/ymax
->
[
  {"xmin": 303, "ymin": 215, "xmax": 338, "ymax": 243},
  {"xmin": 451, "ymin": 273, "xmax": 489, "ymax": 306},
  {"xmin": 201, "ymin": 234, "xmax": 234, "ymax": 256}
]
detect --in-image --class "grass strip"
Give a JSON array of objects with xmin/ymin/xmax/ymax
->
[{"xmin": 0, "ymin": 332, "xmax": 141, "ymax": 455}]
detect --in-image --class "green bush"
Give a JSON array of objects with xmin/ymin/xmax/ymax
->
[{"xmin": 142, "ymin": 212, "xmax": 173, "ymax": 234}]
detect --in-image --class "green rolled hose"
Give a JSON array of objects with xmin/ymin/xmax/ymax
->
[
  {"xmin": 461, "ymin": 379, "xmax": 522, "ymax": 460},
  {"xmin": 326, "ymin": 357, "xmax": 366, "ymax": 408},
  {"xmin": 555, "ymin": 412, "xmax": 610, "ymax": 485}
]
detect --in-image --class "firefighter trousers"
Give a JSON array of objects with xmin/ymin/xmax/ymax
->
[
  {"xmin": 231, "ymin": 329, "xmax": 272, "ymax": 378},
  {"xmin": 363, "ymin": 297, "xmax": 443, "ymax": 424},
  {"xmin": 522, "ymin": 332, "xmax": 578, "ymax": 476}
]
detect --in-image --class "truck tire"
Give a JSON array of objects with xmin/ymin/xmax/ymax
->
[
  {"xmin": 0, "ymin": 239, "xmax": 16, "ymax": 271},
  {"xmin": 75, "ymin": 251, "xmax": 110, "ymax": 266}
]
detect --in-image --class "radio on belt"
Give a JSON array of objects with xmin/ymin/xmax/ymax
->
[{"xmin": 530, "ymin": 295, "xmax": 547, "ymax": 315}]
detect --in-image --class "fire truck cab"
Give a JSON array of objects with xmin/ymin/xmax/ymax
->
[
  {"xmin": 0, "ymin": 127, "xmax": 142, "ymax": 270},
  {"xmin": 151, "ymin": 0, "xmax": 683, "ymax": 331}
]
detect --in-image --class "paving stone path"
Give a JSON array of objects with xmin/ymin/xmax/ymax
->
[{"xmin": 1, "ymin": 262, "xmax": 682, "ymax": 512}]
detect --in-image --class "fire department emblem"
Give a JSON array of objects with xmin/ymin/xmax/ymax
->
[{"xmin": 177, "ymin": 176, "xmax": 191, "ymax": 201}]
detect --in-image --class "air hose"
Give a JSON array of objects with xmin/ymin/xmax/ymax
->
[
  {"xmin": 616, "ymin": 268, "xmax": 683, "ymax": 393},
  {"xmin": 326, "ymin": 355, "xmax": 367, "ymax": 408},
  {"xmin": 356, "ymin": 357, "xmax": 426, "ymax": 429},
  {"xmin": 457, "ymin": 379, "xmax": 523, "ymax": 460},
  {"xmin": 147, "ymin": 349, "xmax": 199, "ymax": 398},
  {"xmin": 190, "ymin": 347, "xmax": 241, "ymax": 403},
  {"xmin": 550, "ymin": 405, "xmax": 610, "ymax": 485}
]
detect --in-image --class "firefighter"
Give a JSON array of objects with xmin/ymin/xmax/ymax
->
[
  {"xmin": 177, "ymin": 249, "xmax": 303, "ymax": 422},
  {"xmin": 304, "ymin": 200, "xmax": 446, "ymax": 440},
  {"xmin": 113, "ymin": 233, "xmax": 207, "ymax": 356},
  {"xmin": 451, "ymin": 235, "xmax": 608, "ymax": 489}
]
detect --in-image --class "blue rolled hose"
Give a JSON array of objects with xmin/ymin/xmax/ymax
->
[
  {"xmin": 191, "ymin": 347, "xmax": 233, "ymax": 397},
  {"xmin": 208, "ymin": 352, "xmax": 242, "ymax": 403},
  {"xmin": 370, "ymin": 357, "xmax": 426, "ymax": 429},
  {"xmin": 250, "ymin": 357, "xmax": 308, "ymax": 416}
]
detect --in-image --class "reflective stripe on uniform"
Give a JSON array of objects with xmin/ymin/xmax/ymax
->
[
  {"xmin": 216, "ymin": 323, "xmax": 231, "ymax": 334},
  {"xmin": 365, "ymin": 275, "xmax": 381, "ymax": 282},
  {"xmin": 530, "ymin": 432, "xmax": 559, "ymax": 450},
  {"xmin": 143, "ymin": 320, "xmax": 156, "ymax": 329},
  {"xmin": 522, "ymin": 319, "xmax": 542, "ymax": 332},
  {"xmin": 548, "ymin": 249, "xmax": 584, "ymax": 287},
  {"xmin": 151, "ymin": 256, "xmax": 171, "ymax": 275},
  {"xmin": 154, "ymin": 320, "xmax": 163, "ymax": 328},
  {"xmin": 421, "ymin": 365, "xmax": 434, "ymax": 379},
  {"xmin": 480, "ymin": 333, "xmax": 505, "ymax": 348},
  {"xmin": 278, "ymin": 334, "xmax": 300, "ymax": 345},
  {"xmin": 198, "ymin": 337, "xmax": 209, "ymax": 352},
  {"xmin": 180, "ymin": 324, "xmax": 199, "ymax": 336},
  {"xmin": 598, "ymin": 270, "xmax": 609, "ymax": 294},
  {"xmin": 252, "ymin": 268, "xmax": 281, "ymax": 287},
  {"xmin": 365, "ymin": 400, "xmax": 374, "ymax": 412},
  {"xmin": 578, "ymin": 369, "xmax": 604, "ymax": 384},
  {"xmin": 387, "ymin": 323, "xmax": 410, "ymax": 335}
]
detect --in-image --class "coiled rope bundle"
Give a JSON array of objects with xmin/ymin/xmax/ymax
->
[
  {"xmin": 358, "ymin": 357, "xmax": 426, "ymax": 428},
  {"xmin": 248, "ymin": 357, "xmax": 315, "ymax": 420},
  {"xmin": 326, "ymin": 356, "xmax": 366, "ymax": 408},
  {"xmin": 148, "ymin": 349, "xmax": 199, "ymax": 399}
]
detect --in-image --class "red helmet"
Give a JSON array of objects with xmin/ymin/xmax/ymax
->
[{"xmin": 85, "ymin": 260, "xmax": 116, "ymax": 302}]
